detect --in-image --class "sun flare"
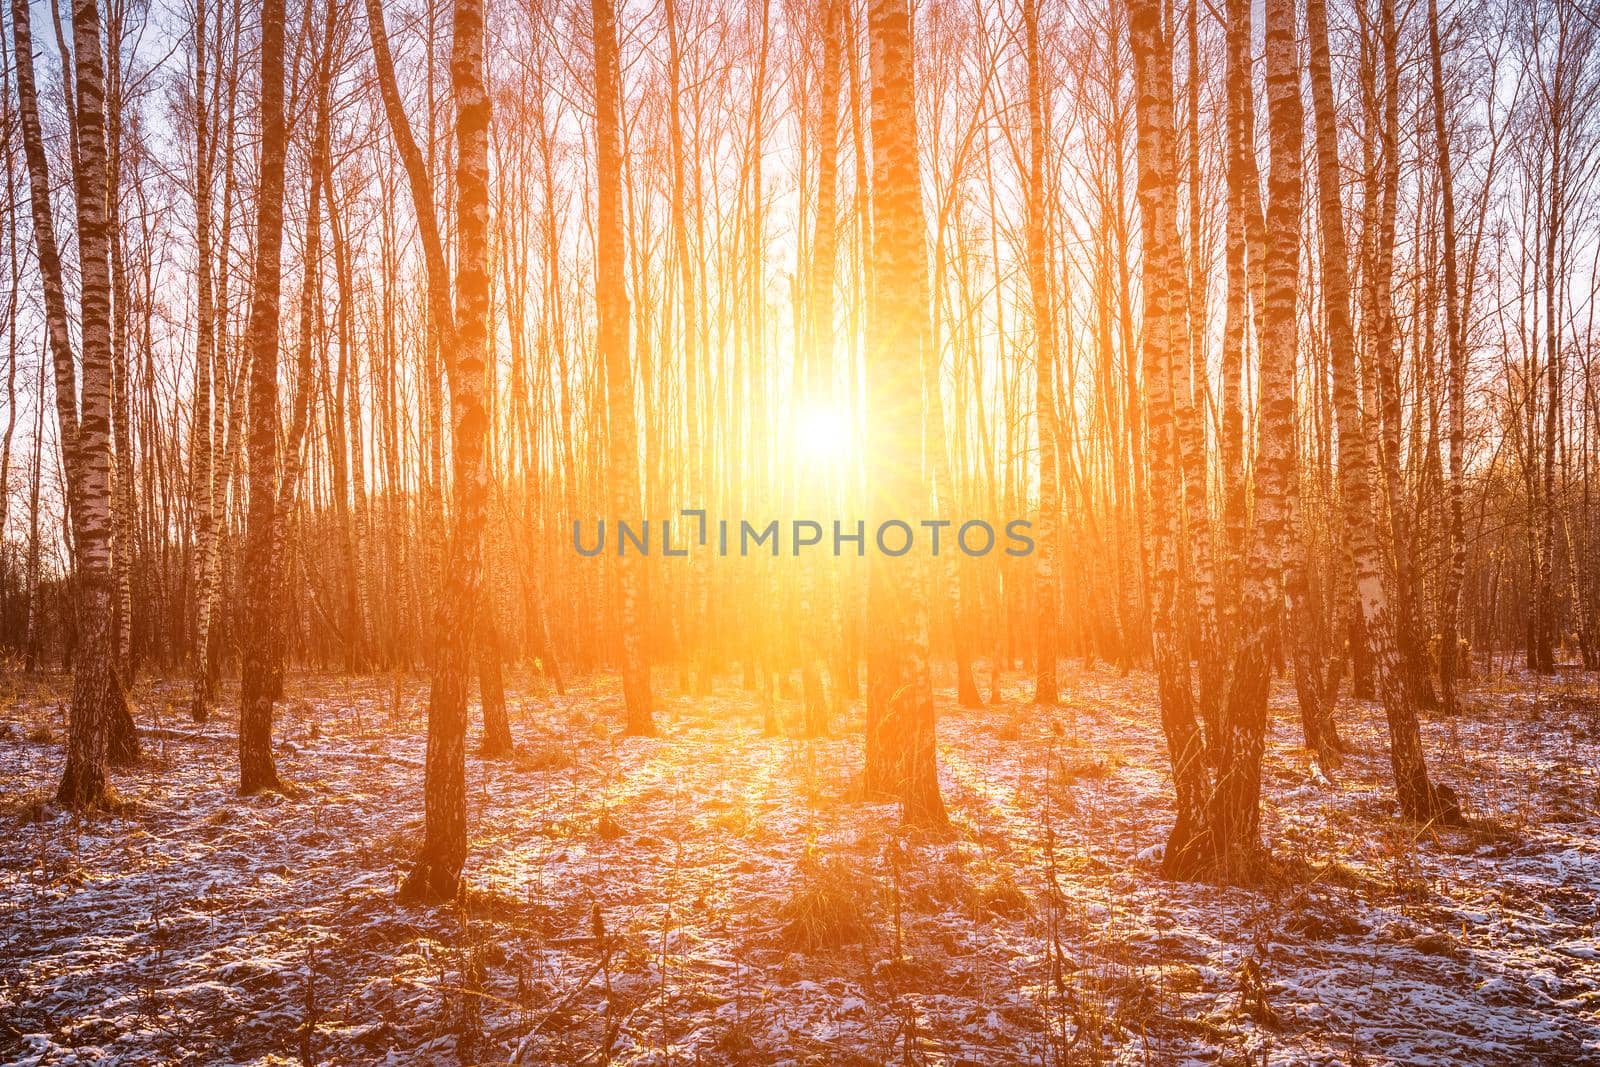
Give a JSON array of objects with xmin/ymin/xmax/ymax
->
[
  {"xmin": 793, "ymin": 405, "xmax": 853, "ymax": 468},
  {"xmin": 8, "ymin": 0, "xmax": 1593, "ymax": 1058}
]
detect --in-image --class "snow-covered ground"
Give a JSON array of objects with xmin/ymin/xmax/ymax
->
[{"xmin": 2, "ymin": 665, "xmax": 1598, "ymax": 1064}]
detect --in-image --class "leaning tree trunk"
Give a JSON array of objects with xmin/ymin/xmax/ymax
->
[
  {"xmin": 269, "ymin": 0, "xmax": 338, "ymax": 705},
  {"xmin": 860, "ymin": 0, "xmax": 947, "ymax": 830},
  {"xmin": 237, "ymin": 0, "xmax": 290, "ymax": 795},
  {"xmin": 386, "ymin": 0, "xmax": 496, "ymax": 903}
]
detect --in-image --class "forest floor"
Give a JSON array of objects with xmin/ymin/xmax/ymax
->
[{"xmin": 2, "ymin": 664, "xmax": 1600, "ymax": 1065}]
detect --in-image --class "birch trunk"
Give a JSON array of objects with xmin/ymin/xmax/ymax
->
[
  {"xmin": 1314, "ymin": 0, "xmax": 1459, "ymax": 823},
  {"xmin": 188, "ymin": 0, "xmax": 218, "ymax": 721},
  {"xmin": 1428, "ymin": 0, "xmax": 1466, "ymax": 713},
  {"xmin": 13, "ymin": 0, "xmax": 140, "ymax": 806},
  {"xmin": 237, "ymin": 0, "xmax": 289, "ymax": 796},
  {"xmin": 1128, "ymin": 0, "xmax": 1209, "ymax": 874},
  {"xmin": 397, "ymin": 0, "xmax": 495, "ymax": 901},
  {"xmin": 861, "ymin": 0, "xmax": 946, "ymax": 829},
  {"xmin": 270, "ymin": 0, "xmax": 336, "ymax": 702},
  {"xmin": 1204, "ymin": 0, "xmax": 1303, "ymax": 874},
  {"xmin": 1025, "ymin": 0, "xmax": 1060, "ymax": 708},
  {"xmin": 800, "ymin": 0, "xmax": 843, "ymax": 735},
  {"xmin": 594, "ymin": 0, "xmax": 655, "ymax": 736},
  {"xmin": 1368, "ymin": 0, "xmax": 1441, "ymax": 705}
]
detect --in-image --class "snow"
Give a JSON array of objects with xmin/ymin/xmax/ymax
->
[{"xmin": 2, "ymin": 666, "xmax": 1599, "ymax": 1064}]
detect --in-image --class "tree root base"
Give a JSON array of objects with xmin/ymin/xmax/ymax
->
[{"xmin": 398, "ymin": 855, "xmax": 462, "ymax": 906}]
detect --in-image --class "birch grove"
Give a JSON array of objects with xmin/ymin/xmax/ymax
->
[{"xmin": 0, "ymin": 0, "xmax": 1597, "ymax": 879}]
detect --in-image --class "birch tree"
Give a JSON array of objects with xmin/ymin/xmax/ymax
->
[
  {"xmin": 237, "ymin": 0, "xmax": 290, "ymax": 795},
  {"xmin": 12, "ymin": 0, "xmax": 140, "ymax": 808},
  {"xmin": 861, "ymin": 0, "xmax": 947, "ymax": 829}
]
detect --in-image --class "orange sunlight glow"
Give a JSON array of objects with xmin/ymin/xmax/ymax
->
[{"xmin": 793, "ymin": 404, "xmax": 853, "ymax": 469}]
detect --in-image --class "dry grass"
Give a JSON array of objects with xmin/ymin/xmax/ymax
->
[
  {"xmin": 974, "ymin": 866, "xmax": 1031, "ymax": 917},
  {"xmin": 778, "ymin": 853, "xmax": 881, "ymax": 951},
  {"xmin": 515, "ymin": 743, "xmax": 577, "ymax": 773}
]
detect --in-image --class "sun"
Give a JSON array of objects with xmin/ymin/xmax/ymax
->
[{"xmin": 793, "ymin": 404, "xmax": 853, "ymax": 467}]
